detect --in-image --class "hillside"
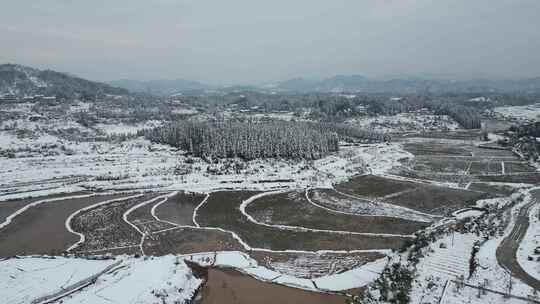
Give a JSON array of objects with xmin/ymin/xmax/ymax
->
[{"xmin": 0, "ymin": 64, "xmax": 129, "ymax": 98}]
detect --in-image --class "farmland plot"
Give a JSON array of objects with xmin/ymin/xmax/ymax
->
[
  {"xmin": 382, "ymin": 184, "xmax": 491, "ymax": 215},
  {"xmin": 250, "ymin": 251, "xmax": 385, "ymax": 279},
  {"xmin": 69, "ymin": 193, "xmax": 161, "ymax": 252},
  {"xmin": 335, "ymin": 175, "xmax": 415, "ymax": 198},
  {"xmin": 143, "ymin": 227, "xmax": 245, "ymax": 255},
  {"xmin": 0, "ymin": 193, "xmax": 127, "ymax": 256},
  {"xmin": 196, "ymin": 191, "xmax": 409, "ymax": 251},
  {"xmin": 126, "ymin": 194, "xmax": 177, "ymax": 233},
  {"xmin": 247, "ymin": 190, "xmax": 430, "ymax": 234},
  {"xmin": 0, "ymin": 191, "xmax": 91, "ymax": 223},
  {"xmin": 153, "ymin": 191, "xmax": 206, "ymax": 226}
]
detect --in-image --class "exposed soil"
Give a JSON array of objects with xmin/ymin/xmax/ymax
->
[
  {"xmin": 195, "ymin": 268, "xmax": 349, "ymax": 304},
  {"xmin": 403, "ymin": 142, "xmax": 472, "ymax": 156},
  {"xmin": 382, "ymin": 184, "xmax": 490, "ymax": 215},
  {"xmin": 154, "ymin": 191, "xmax": 206, "ymax": 226},
  {"xmin": 477, "ymin": 173, "xmax": 540, "ymax": 184},
  {"xmin": 399, "ymin": 130, "xmax": 482, "ymax": 141},
  {"xmin": 468, "ymin": 183, "xmax": 519, "ymax": 197},
  {"xmin": 197, "ymin": 191, "xmax": 408, "ymax": 251},
  {"xmin": 472, "ymin": 146, "xmax": 517, "ymax": 157},
  {"xmin": 144, "ymin": 227, "xmax": 245, "ymax": 255},
  {"xmin": 248, "ymin": 190, "xmax": 428, "ymax": 235},
  {"xmin": 335, "ymin": 175, "xmax": 414, "ymax": 198},
  {"xmin": 468, "ymin": 161, "xmax": 503, "ymax": 175},
  {"xmin": 504, "ymin": 162, "xmax": 538, "ymax": 173},
  {"xmin": 0, "ymin": 193, "xmax": 128, "ymax": 256}
]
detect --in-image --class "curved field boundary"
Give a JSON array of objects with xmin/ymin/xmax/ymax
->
[
  {"xmin": 152, "ymin": 191, "xmax": 391, "ymax": 255},
  {"xmin": 65, "ymin": 193, "xmax": 144, "ymax": 252},
  {"xmin": 0, "ymin": 193, "xmax": 106, "ymax": 230},
  {"xmin": 150, "ymin": 191, "xmax": 182, "ymax": 227},
  {"xmin": 192, "ymin": 193, "xmax": 210, "ymax": 228},
  {"xmin": 240, "ymin": 191, "xmax": 414, "ymax": 238},
  {"xmin": 122, "ymin": 193, "xmax": 177, "ymax": 255}
]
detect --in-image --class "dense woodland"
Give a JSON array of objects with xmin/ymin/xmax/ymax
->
[{"xmin": 141, "ymin": 120, "xmax": 381, "ymax": 161}]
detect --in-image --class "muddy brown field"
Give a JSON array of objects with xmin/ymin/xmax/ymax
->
[
  {"xmin": 196, "ymin": 268, "xmax": 349, "ymax": 304},
  {"xmin": 382, "ymin": 184, "xmax": 490, "ymax": 215},
  {"xmin": 126, "ymin": 195, "xmax": 177, "ymax": 233},
  {"xmin": 154, "ymin": 191, "xmax": 206, "ymax": 225},
  {"xmin": 144, "ymin": 227, "xmax": 245, "ymax": 255},
  {"xmin": 248, "ymin": 190, "xmax": 429, "ymax": 235},
  {"xmin": 467, "ymin": 183, "xmax": 519, "ymax": 196},
  {"xmin": 0, "ymin": 193, "xmax": 128, "ymax": 256},
  {"xmin": 335, "ymin": 175, "xmax": 414, "ymax": 198},
  {"xmin": 0, "ymin": 191, "xmax": 92, "ymax": 223},
  {"xmin": 197, "ymin": 191, "xmax": 408, "ymax": 251}
]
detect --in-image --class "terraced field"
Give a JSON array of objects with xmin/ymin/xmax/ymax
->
[
  {"xmin": 0, "ymin": 138, "xmax": 531, "ymax": 297},
  {"xmin": 196, "ymin": 191, "xmax": 410, "ymax": 251},
  {"xmin": 247, "ymin": 190, "xmax": 430, "ymax": 234}
]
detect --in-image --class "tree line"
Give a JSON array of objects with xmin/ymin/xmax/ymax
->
[{"xmin": 140, "ymin": 120, "xmax": 382, "ymax": 161}]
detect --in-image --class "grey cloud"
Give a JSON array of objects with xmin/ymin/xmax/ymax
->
[{"xmin": 1, "ymin": 0, "xmax": 539, "ymax": 84}]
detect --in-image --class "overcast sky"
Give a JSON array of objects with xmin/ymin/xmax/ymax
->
[{"xmin": 1, "ymin": 0, "xmax": 539, "ymax": 84}]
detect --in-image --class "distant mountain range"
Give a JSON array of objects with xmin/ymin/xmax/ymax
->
[
  {"xmin": 112, "ymin": 74, "xmax": 540, "ymax": 95},
  {"xmin": 0, "ymin": 64, "xmax": 128, "ymax": 98},
  {"xmin": 2, "ymin": 64, "xmax": 540, "ymax": 98},
  {"xmin": 108, "ymin": 79, "xmax": 210, "ymax": 96},
  {"xmin": 273, "ymin": 75, "xmax": 540, "ymax": 94}
]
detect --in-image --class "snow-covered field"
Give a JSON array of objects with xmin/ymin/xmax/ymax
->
[
  {"xmin": 3, "ymin": 99, "xmax": 540, "ymax": 303},
  {"xmin": 346, "ymin": 113, "xmax": 460, "ymax": 133},
  {"xmin": 95, "ymin": 120, "xmax": 162, "ymax": 135},
  {"xmin": 1, "ymin": 255, "xmax": 201, "ymax": 304},
  {"xmin": 0, "ymin": 134, "xmax": 411, "ymax": 200},
  {"xmin": 493, "ymin": 103, "xmax": 540, "ymax": 121}
]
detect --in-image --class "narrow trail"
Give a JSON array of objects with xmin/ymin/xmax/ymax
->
[{"xmin": 496, "ymin": 190, "xmax": 540, "ymax": 291}]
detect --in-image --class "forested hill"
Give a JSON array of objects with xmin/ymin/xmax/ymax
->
[{"xmin": 0, "ymin": 64, "xmax": 129, "ymax": 99}]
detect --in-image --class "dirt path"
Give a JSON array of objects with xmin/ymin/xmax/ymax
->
[
  {"xmin": 196, "ymin": 268, "xmax": 349, "ymax": 304},
  {"xmin": 496, "ymin": 190, "xmax": 540, "ymax": 290}
]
